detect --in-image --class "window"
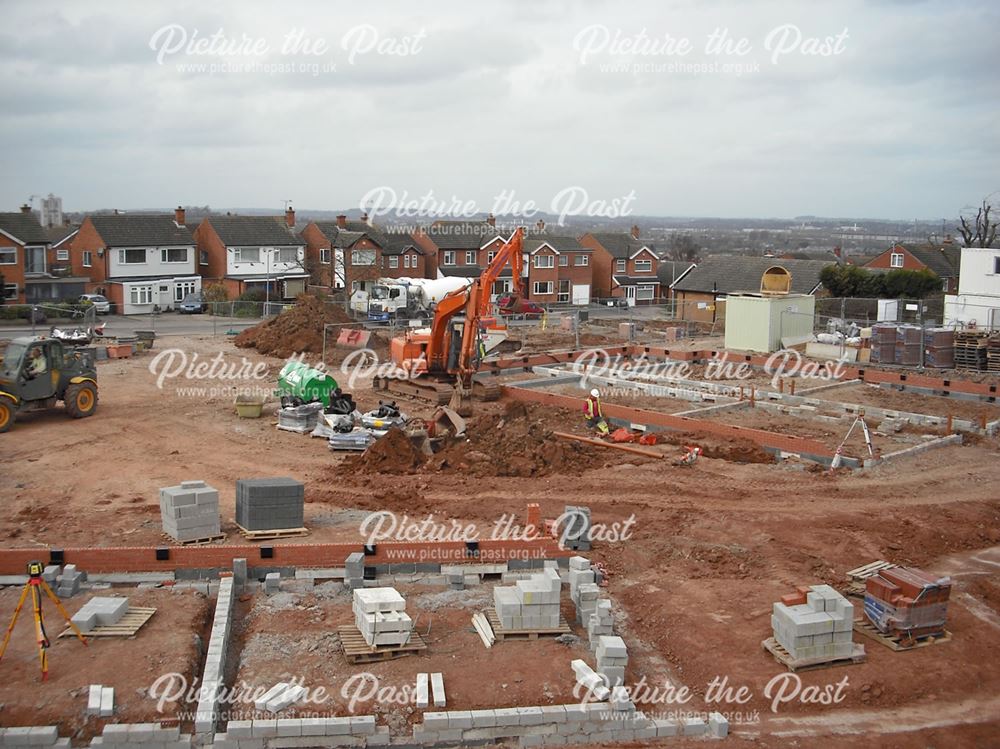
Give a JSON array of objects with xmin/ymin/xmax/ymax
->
[
  {"xmin": 557, "ymin": 279, "xmax": 571, "ymax": 303},
  {"xmin": 890, "ymin": 252, "xmax": 904, "ymax": 268},
  {"xmin": 235, "ymin": 247, "xmax": 259, "ymax": 263},
  {"xmin": 636, "ymin": 284, "xmax": 656, "ymax": 300},
  {"xmin": 352, "ymin": 249, "xmax": 376, "ymax": 266},
  {"xmin": 389, "ymin": 256, "xmax": 399, "ymax": 269},
  {"xmin": 575, "ymin": 254, "xmax": 589, "ymax": 266},
  {"xmin": 200, "ymin": 250, "xmax": 209, "ymax": 266},
  {"xmin": 534, "ymin": 254, "xmax": 554, "ymax": 269},
  {"xmin": 443, "ymin": 251, "xmax": 455, "ymax": 266},
  {"xmin": 276, "ymin": 248, "xmax": 298, "ymax": 263},
  {"xmin": 487, "ymin": 251, "xmax": 496, "ymax": 264},
  {"xmin": 83, "ymin": 251, "xmax": 93, "ymax": 267},
  {"xmin": 559, "ymin": 255, "xmax": 569, "ymax": 267},
  {"xmin": 129, "ymin": 285, "xmax": 153, "ymax": 305},
  {"xmin": 119, "ymin": 248, "xmax": 146, "ymax": 264},
  {"xmin": 56, "ymin": 248, "xmax": 70, "ymax": 261},
  {"xmin": 320, "ymin": 248, "xmax": 331, "ymax": 264},
  {"xmin": 465, "ymin": 250, "xmax": 477, "ymax": 265},
  {"xmin": 634, "ymin": 259, "xmax": 652, "ymax": 272},
  {"xmin": 994, "ymin": 257, "xmax": 1000, "ymax": 274},
  {"xmin": 403, "ymin": 253, "xmax": 412, "ymax": 269},
  {"xmin": 3, "ymin": 284, "xmax": 17, "ymax": 300},
  {"xmin": 615, "ymin": 259, "xmax": 626, "ymax": 273},
  {"xmin": 174, "ymin": 280, "xmax": 197, "ymax": 302},
  {"xmin": 533, "ymin": 281, "xmax": 553, "ymax": 295},
  {"xmin": 0, "ymin": 247, "xmax": 15, "ymax": 264},
  {"xmin": 161, "ymin": 247, "xmax": 188, "ymax": 263}
]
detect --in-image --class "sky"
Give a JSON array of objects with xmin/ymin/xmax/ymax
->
[{"xmin": 0, "ymin": 0, "xmax": 997, "ymax": 221}]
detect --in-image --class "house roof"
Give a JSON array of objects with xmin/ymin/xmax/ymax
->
[
  {"xmin": 585, "ymin": 232, "xmax": 657, "ymax": 259},
  {"xmin": 524, "ymin": 234, "xmax": 590, "ymax": 254},
  {"xmin": 439, "ymin": 265, "xmax": 482, "ymax": 277},
  {"xmin": 0, "ymin": 212, "xmax": 51, "ymax": 245},
  {"xmin": 48, "ymin": 225, "xmax": 78, "ymax": 247},
  {"xmin": 203, "ymin": 216, "xmax": 301, "ymax": 247},
  {"xmin": 614, "ymin": 275, "xmax": 660, "ymax": 286},
  {"xmin": 380, "ymin": 231, "xmax": 424, "ymax": 256},
  {"xmin": 87, "ymin": 214, "xmax": 193, "ymax": 247},
  {"xmin": 670, "ymin": 256, "xmax": 834, "ymax": 294},
  {"xmin": 427, "ymin": 221, "xmax": 500, "ymax": 250},
  {"xmin": 896, "ymin": 243, "xmax": 960, "ymax": 277}
]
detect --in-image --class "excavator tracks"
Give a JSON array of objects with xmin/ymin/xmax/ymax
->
[{"xmin": 372, "ymin": 375, "xmax": 452, "ymax": 406}]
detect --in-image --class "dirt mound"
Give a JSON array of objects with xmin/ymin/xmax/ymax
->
[
  {"xmin": 659, "ymin": 430, "xmax": 774, "ymax": 464},
  {"xmin": 234, "ymin": 295, "xmax": 353, "ymax": 359},
  {"xmin": 342, "ymin": 428, "xmax": 426, "ymax": 474}
]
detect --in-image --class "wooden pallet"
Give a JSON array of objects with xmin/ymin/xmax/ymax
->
[
  {"xmin": 762, "ymin": 637, "xmax": 866, "ymax": 673},
  {"xmin": 161, "ymin": 533, "xmax": 225, "ymax": 546},
  {"xmin": 844, "ymin": 560, "xmax": 897, "ymax": 597},
  {"xmin": 337, "ymin": 625, "xmax": 427, "ymax": 663},
  {"xmin": 485, "ymin": 609, "xmax": 572, "ymax": 641},
  {"xmin": 58, "ymin": 607, "xmax": 156, "ymax": 639},
  {"xmin": 235, "ymin": 524, "xmax": 309, "ymax": 541},
  {"xmin": 852, "ymin": 618, "xmax": 952, "ymax": 651}
]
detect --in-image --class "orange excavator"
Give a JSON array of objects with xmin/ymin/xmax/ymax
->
[{"xmin": 373, "ymin": 228, "xmax": 526, "ymax": 414}]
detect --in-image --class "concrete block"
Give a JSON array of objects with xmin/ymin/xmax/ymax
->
[
  {"xmin": 469, "ymin": 709, "xmax": 497, "ymax": 728},
  {"xmin": 227, "ymin": 721, "xmax": 253, "ymax": 738},
  {"xmin": 596, "ymin": 635, "xmax": 627, "ymax": 658},
  {"xmin": 517, "ymin": 706, "xmax": 545, "ymax": 726},
  {"xmin": 99, "ymin": 686, "xmax": 114, "ymax": 717},
  {"xmin": 87, "ymin": 684, "xmax": 103, "ymax": 715},
  {"xmin": 251, "ymin": 719, "xmax": 278, "ymax": 738},
  {"xmin": 447, "ymin": 711, "xmax": 474, "ymax": 730},
  {"xmin": 416, "ymin": 673, "xmax": 429, "ymax": 708},
  {"xmin": 709, "ymin": 711, "xmax": 729, "ymax": 738},
  {"xmin": 323, "ymin": 717, "xmax": 352, "ymax": 735},
  {"xmin": 275, "ymin": 719, "xmax": 302, "ymax": 737},
  {"xmin": 421, "ymin": 712, "xmax": 449, "ymax": 731},
  {"xmin": 430, "ymin": 672, "xmax": 446, "ymax": 707},
  {"xmin": 349, "ymin": 715, "xmax": 376, "ymax": 735},
  {"xmin": 493, "ymin": 707, "xmax": 521, "ymax": 726},
  {"xmin": 681, "ymin": 717, "xmax": 708, "ymax": 736}
]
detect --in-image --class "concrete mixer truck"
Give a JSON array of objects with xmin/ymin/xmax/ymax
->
[{"xmin": 364, "ymin": 276, "xmax": 476, "ymax": 322}]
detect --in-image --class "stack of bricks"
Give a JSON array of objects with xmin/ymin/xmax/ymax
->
[
  {"xmin": 344, "ymin": 552, "xmax": 364, "ymax": 590},
  {"xmin": 235, "ymin": 478, "xmax": 305, "ymax": 531},
  {"xmin": 595, "ymin": 635, "xmax": 628, "ymax": 687},
  {"xmin": 160, "ymin": 480, "xmax": 220, "ymax": 543},
  {"xmin": 561, "ymin": 505, "xmax": 592, "ymax": 551},
  {"xmin": 864, "ymin": 566, "xmax": 951, "ymax": 639},
  {"xmin": 353, "ymin": 587, "xmax": 413, "ymax": 647},
  {"xmin": 493, "ymin": 567, "xmax": 561, "ymax": 630},
  {"xmin": 70, "ymin": 597, "xmax": 128, "ymax": 633},
  {"xmin": 55, "ymin": 564, "xmax": 85, "ymax": 598},
  {"xmin": 772, "ymin": 584, "xmax": 855, "ymax": 662}
]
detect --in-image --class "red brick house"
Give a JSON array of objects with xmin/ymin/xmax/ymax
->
[
  {"xmin": 863, "ymin": 241, "xmax": 961, "ymax": 293},
  {"xmin": 0, "ymin": 207, "xmax": 56, "ymax": 304},
  {"xmin": 578, "ymin": 226, "xmax": 660, "ymax": 305},
  {"xmin": 414, "ymin": 217, "xmax": 514, "ymax": 294},
  {"xmin": 524, "ymin": 233, "xmax": 593, "ymax": 304}
]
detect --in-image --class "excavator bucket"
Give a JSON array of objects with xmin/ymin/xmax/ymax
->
[{"xmin": 448, "ymin": 379, "xmax": 473, "ymax": 417}]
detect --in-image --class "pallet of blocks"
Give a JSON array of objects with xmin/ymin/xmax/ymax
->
[
  {"xmin": 989, "ymin": 335, "xmax": 1000, "ymax": 373},
  {"xmin": 954, "ymin": 330, "xmax": 990, "ymax": 371},
  {"xmin": 339, "ymin": 587, "xmax": 427, "ymax": 663},
  {"xmin": 489, "ymin": 566, "xmax": 571, "ymax": 639},
  {"xmin": 858, "ymin": 566, "xmax": 952, "ymax": 649},
  {"xmin": 765, "ymin": 584, "xmax": 865, "ymax": 671},
  {"xmin": 159, "ymin": 480, "xmax": 222, "ymax": 543}
]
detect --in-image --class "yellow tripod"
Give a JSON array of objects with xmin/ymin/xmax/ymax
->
[{"xmin": 0, "ymin": 561, "xmax": 88, "ymax": 680}]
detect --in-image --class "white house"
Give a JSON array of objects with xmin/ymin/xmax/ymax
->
[{"xmin": 944, "ymin": 245, "xmax": 1000, "ymax": 330}]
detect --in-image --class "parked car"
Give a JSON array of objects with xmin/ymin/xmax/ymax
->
[
  {"xmin": 495, "ymin": 293, "xmax": 545, "ymax": 319},
  {"xmin": 178, "ymin": 292, "xmax": 207, "ymax": 314},
  {"xmin": 78, "ymin": 294, "xmax": 110, "ymax": 314}
]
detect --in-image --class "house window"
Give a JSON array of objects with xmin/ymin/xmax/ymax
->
[
  {"xmin": 890, "ymin": 252, "xmax": 904, "ymax": 268},
  {"xmin": 200, "ymin": 250, "xmax": 210, "ymax": 265},
  {"xmin": 994, "ymin": 257, "xmax": 1000, "ymax": 274},
  {"xmin": 161, "ymin": 247, "xmax": 188, "ymax": 263},
  {"xmin": 559, "ymin": 255, "xmax": 569, "ymax": 267},
  {"xmin": 534, "ymin": 255, "xmax": 554, "ymax": 269},
  {"xmin": 443, "ymin": 251, "xmax": 455, "ymax": 266},
  {"xmin": 0, "ymin": 247, "xmax": 15, "ymax": 265},
  {"xmin": 615, "ymin": 259, "xmax": 626, "ymax": 273},
  {"xmin": 235, "ymin": 247, "xmax": 260, "ymax": 263},
  {"xmin": 634, "ymin": 259, "xmax": 652, "ymax": 273},
  {"xmin": 575, "ymin": 254, "xmax": 589, "ymax": 266},
  {"xmin": 130, "ymin": 285, "xmax": 153, "ymax": 305},
  {"xmin": 533, "ymin": 281, "xmax": 553, "ymax": 295},
  {"xmin": 636, "ymin": 284, "xmax": 656, "ymax": 300},
  {"xmin": 351, "ymin": 249, "xmax": 376, "ymax": 266},
  {"xmin": 466, "ymin": 250, "xmax": 477, "ymax": 265},
  {"xmin": 56, "ymin": 248, "xmax": 70, "ymax": 261},
  {"xmin": 119, "ymin": 248, "xmax": 146, "ymax": 264},
  {"xmin": 174, "ymin": 280, "xmax": 197, "ymax": 302},
  {"xmin": 320, "ymin": 248, "xmax": 331, "ymax": 264},
  {"xmin": 276, "ymin": 248, "xmax": 298, "ymax": 263},
  {"xmin": 83, "ymin": 251, "xmax": 93, "ymax": 267},
  {"xmin": 3, "ymin": 283, "xmax": 17, "ymax": 300},
  {"xmin": 487, "ymin": 251, "xmax": 496, "ymax": 264},
  {"xmin": 557, "ymin": 280, "xmax": 571, "ymax": 303},
  {"xmin": 389, "ymin": 256, "xmax": 399, "ymax": 269}
]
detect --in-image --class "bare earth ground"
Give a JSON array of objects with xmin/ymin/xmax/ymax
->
[{"xmin": 1, "ymin": 334, "xmax": 999, "ymax": 747}]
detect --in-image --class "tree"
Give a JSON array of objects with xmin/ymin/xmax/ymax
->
[
  {"xmin": 666, "ymin": 233, "xmax": 699, "ymax": 262},
  {"xmin": 819, "ymin": 264, "xmax": 940, "ymax": 299},
  {"xmin": 957, "ymin": 197, "xmax": 998, "ymax": 247}
]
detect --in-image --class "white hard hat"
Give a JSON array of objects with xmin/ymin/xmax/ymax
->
[{"xmin": 590, "ymin": 389, "xmax": 600, "ymax": 398}]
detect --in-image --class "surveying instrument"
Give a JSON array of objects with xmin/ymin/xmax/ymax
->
[{"xmin": 0, "ymin": 561, "xmax": 88, "ymax": 680}]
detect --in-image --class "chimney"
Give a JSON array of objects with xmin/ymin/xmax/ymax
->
[
  {"xmin": 361, "ymin": 211, "xmax": 370, "ymax": 225},
  {"xmin": 285, "ymin": 205, "xmax": 295, "ymax": 228},
  {"xmin": 175, "ymin": 206, "xmax": 186, "ymax": 226},
  {"xmin": 486, "ymin": 213, "xmax": 496, "ymax": 227},
  {"xmin": 336, "ymin": 214, "xmax": 347, "ymax": 229},
  {"xmin": 630, "ymin": 224, "xmax": 640, "ymax": 239},
  {"xmin": 20, "ymin": 203, "xmax": 31, "ymax": 214},
  {"xmin": 536, "ymin": 219, "xmax": 545, "ymax": 232},
  {"xmin": 833, "ymin": 245, "xmax": 841, "ymax": 259}
]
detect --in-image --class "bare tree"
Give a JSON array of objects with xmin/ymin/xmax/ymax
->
[{"xmin": 957, "ymin": 197, "xmax": 998, "ymax": 247}]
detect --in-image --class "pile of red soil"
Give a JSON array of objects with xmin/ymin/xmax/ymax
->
[
  {"xmin": 659, "ymin": 430, "xmax": 774, "ymax": 464},
  {"xmin": 234, "ymin": 295, "xmax": 353, "ymax": 359},
  {"xmin": 342, "ymin": 428, "xmax": 426, "ymax": 475}
]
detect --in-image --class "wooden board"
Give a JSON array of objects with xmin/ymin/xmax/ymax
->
[
  {"xmin": 58, "ymin": 607, "xmax": 156, "ymax": 639},
  {"xmin": 161, "ymin": 533, "xmax": 225, "ymax": 546},
  {"xmin": 485, "ymin": 609, "xmax": 572, "ymax": 641},
  {"xmin": 846, "ymin": 560, "xmax": 896, "ymax": 581},
  {"xmin": 762, "ymin": 637, "xmax": 866, "ymax": 673},
  {"xmin": 337, "ymin": 625, "xmax": 427, "ymax": 663},
  {"xmin": 235, "ymin": 524, "xmax": 309, "ymax": 541},
  {"xmin": 853, "ymin": 618, "xmax": 952, "ymax": 651}
]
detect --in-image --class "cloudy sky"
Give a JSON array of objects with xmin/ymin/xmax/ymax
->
[{"xmin": 1, "ymin": 0, "xmax": 997, "ymax": 220}]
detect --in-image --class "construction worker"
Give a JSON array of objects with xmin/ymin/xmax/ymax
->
[
  {"xmin": 583, "ymin": 388, "xmax": 608, "ymax": 434},
  {"xmin": 27, "ymin": 348, "xmax": 47, "ymax": 379}
]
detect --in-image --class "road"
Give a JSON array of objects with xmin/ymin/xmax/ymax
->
[{"xmin": 0, "ymin": 313, "xmax": 262, "ymax": 339}]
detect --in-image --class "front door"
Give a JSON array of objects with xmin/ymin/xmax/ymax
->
[{"xmin": 624, "ymin": 286, "xmax": 636, "ymax": 307}]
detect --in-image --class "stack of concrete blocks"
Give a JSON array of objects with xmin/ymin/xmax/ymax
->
[
  {"xmin": 194, "ymin": 576, "xmax": 234, "ymax": 735},
  {"xmin": 160, "ymin": 480, "xmax": 220, "ymax": 543},
  {"xmin": 254, "ymin": 682, "xmax": 307, "ymax": 714},
  {"xmin": 345, "ymin": 552, "xmax": 364, "ymax": 590},
  {"xmin": 353, "ymin": 587, "xmax": 413, "ymax": 647},
  {"xmin": 493, "ymin": 567, "xmax": 561, "ymax": 631},
  {"xmin": 86, "ymin": 685, "xmax": 114, "ymax": 717},
  {"xmin": 70, "ymin": 596, "xmax": 129, "ymax": 634},
  {"xmin": 595, "ymin": 635, "xmax": 628, "ymax": 687},
  {"xmin": 588, "ymin": 599, "xmax": 615, "ymax": 652},
  {"xmin": 55, "ymin": 564, "xmax": 86, "ymax": 598},
  {"xmin": 771, "ymin": 584, "xmax": 856, "ymax": 662},
  {"xmin": 561, "ymin": 505, "xmax": 592, "ymax": 551},
  {"xmin": 235, "ymin": 478, "xmax": 305, "ymax": 531}
]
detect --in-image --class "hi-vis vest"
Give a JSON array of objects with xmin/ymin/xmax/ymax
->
[{"xmin": 583, "ymin": 396, "xmax": 602, "ymax": 420}]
